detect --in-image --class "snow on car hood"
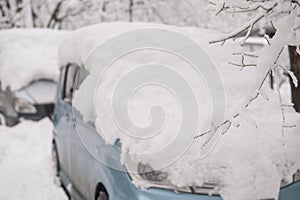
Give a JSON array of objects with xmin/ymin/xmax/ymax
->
[
  {"xmin": 63, "ymin": 22, "xmax": 300, "ymax": 200},
  {"xmin": 0, "ymin": 28, "xmax": 70, "ymax": 91}
]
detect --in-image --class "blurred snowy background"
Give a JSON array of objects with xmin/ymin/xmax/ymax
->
[{"xmin": 0, "ymin": 0, "xmax": 257, "ymax": 32}]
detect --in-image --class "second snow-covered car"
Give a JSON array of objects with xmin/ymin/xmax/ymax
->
[
  {"xmin": 14, "ymin": 79, "xmax": 57, "ymax": 121},
  {"xmin": 0, "ymin": 79, "xmax": 57, "ymax": 126}
]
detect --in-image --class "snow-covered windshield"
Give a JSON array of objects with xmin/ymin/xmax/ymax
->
[{"xmin": 14, "ymin": 80, "xmax": 57, "ymax": 104}]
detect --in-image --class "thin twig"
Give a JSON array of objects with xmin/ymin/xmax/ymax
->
[
  {"xmin": 264, "ymin": 34, "xmax": 271, "ymax": 46},
  {"xmin": 242, "ymin": 23, "xmax": 254, "ymax": 44},
  {"xmin": 277, "ymin": 87, "xmax": 286, "ymax": 145},
  {"xmin": 282, "ymin": 104, "xmax": 294, "ymax": 107},
  {"xmin": 208, "ymin": 1, "xmax": 216, "ymax": 6},
  {"xmin": 215, "ymin": 2, "xmax": 226, "ymax": 16},
  {"xmin": 270, "ymin": 20, "xmax": 277, "ymax": 32},
  {"xmin": 228, "ymin": 54, "xmax": 257, "ymax": 70},
  {"xmin": 283, "ymin": 125, "xmax": 297, "ymax": 128},
  {"xmin": 274, "ymin": 47, "xmax": 284, "ymax": 64},
  {"xmin": 194, "ymin": 120, "xmax": 230, "ymax": 139},
  {"xmin": 228, "ymin": 61, "xmax": 257, "ymax": 69},
  {"xmin": 233, "ymin": 52, "xmax": 258, "ymax": 58}
]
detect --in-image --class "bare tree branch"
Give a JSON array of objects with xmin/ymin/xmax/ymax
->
[
  {"xmin": 209, "ymin": 13, "xmax": 265, "ymax": 44},
  {"xmin": 194, "ymin": 45, "xmax": 285, "ymax": 140},
  {"xmin": 241, "ymin": 23, "xmax": 254, "ymax": 44},
  {"xmin": 209, "ymin": 2, "xmax": 277, "ymax": 44}
]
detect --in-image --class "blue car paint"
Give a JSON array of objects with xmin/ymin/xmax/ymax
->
[
  {"xmin": 53, "ymin": 67, "xmax": 300, "ymax": 200},
  {"xmin": 279, "ymin": 181, "xmax": 300, "ymax": 200}
]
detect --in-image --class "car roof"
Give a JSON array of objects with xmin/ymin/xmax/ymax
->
[{"xmin": 58, "ymin": 22, "xmax": 222, "ymax": 69}]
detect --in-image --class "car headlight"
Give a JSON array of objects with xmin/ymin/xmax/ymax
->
[
  {"xmin": 137, "ymin": 163, "xmax": 168, "ymax": 182},
  {"xmin": 126, "ymin": 162, "xmax": 219, "ymax": 195},
  {"xmin": 14, "ymin": 99, "xmax": 37, "ymax": 114}
]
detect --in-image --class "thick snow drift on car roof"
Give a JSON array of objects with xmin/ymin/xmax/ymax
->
[
  {"xmin": 58, "ymin": 22, "xmax": 220, "ymax": 68},
  {"xmin": 0, "ymin": 29, "xmax": 70, "ymax": 91}
]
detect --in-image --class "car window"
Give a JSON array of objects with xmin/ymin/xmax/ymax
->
[
  {"xmin": 62, "ymin": 64, "xmax": 79, "ymax": 103},
  {"xmin": 74, "ymin": 67, "xmax": 89, "ymax": 91}
]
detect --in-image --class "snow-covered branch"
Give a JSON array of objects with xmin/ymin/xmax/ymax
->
[
  {"xmin": 209, "ymin": 2, "xmax": 277, "ymax": 44},
  {"xmin": 228, "ymin": 53, "xmax": 257, "ymax": 70}
]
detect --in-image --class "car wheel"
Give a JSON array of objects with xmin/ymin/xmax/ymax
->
[
  {"xmin": 0, "ymin": 113, "xmax": 7, "ymax": 126},
  {"xmin": 96, "ymin": 190, "xmax": 109, "ymax": 200}
]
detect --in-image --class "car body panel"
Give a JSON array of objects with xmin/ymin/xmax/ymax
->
[
  {"xmin": 279, "ymin": 181, "xmax": 300, "ymax": 200},
  {"xmin": 53, "ymin": 69, "xmax": 73, "ymax": 181}
]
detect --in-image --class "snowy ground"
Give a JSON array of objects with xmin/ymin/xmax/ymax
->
[{"xmin": 0, "ymin": 118, "xmax": 67, "ymax": 200}]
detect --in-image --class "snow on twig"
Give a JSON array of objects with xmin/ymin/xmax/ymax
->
[
  {"xmin": 209, "ymin": 14, "xmax": 265, "ymax": 44},
  {"xmin": 209, "ymin": 2, "xmax": 277, "ymax": 44},
  {"xmin": 228, "ymin": 53, "xmax": 257, "ymax": 70},
  {"xmin": 276, "ymin": 83, "xmax": 297, "ymax": 146},
  {"xmin": 278, "ymin": 65, "xmax": 298, "ymax": 87}
]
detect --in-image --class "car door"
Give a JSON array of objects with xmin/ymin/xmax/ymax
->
[
  {"xmin": 69, "ymin": 66, "xmax": 100, "ymax": 198},
  {"xmin": 60, "ymin": 64, "xmax": 95, "ymax": 199},
  {"xmin": 55, "ymin": 64, "xmax": 79, "ymax": 183},
  {"xmin": 70, "ymin": 67, "xmax": 126, "ymax": 200}
]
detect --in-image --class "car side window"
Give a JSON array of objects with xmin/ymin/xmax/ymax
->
[
  {"xmin": 73, "ymin": 67, "xmax": 89, "ymax": 91},
  {"xmin": 62, "ymin": 64, "xmax": 79, "ymax": 103}
]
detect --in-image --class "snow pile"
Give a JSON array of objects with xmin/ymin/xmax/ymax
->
[
  {"xmin": 65, "ymin": 22, "xmax": 300, "ymax": 200},
  {"xmin": 0, "ymin": 29, "xmax": 70, "ymax": 91},
  {"xmin": 0, "ymin": 119, "xmax": 67, "ymax": 200}
]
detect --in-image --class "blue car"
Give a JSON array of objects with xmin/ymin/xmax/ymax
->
[
  {"xmin": 52, "ymin": 64, "xmax": 226, "ymax": 200},
  {"xmin": 52, "ymin": 24, "xmax": 300, "ymax": 200}
]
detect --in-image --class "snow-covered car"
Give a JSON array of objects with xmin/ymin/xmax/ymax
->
[
  {"xmin": 0, "ymin": 29, "xmax": 70, "ymax": 126},
  {"xmin": 0, "ymin": 79, "xmax": 57, "ymax": 126},
  {"xmin": 14, "ymin": 79, "xmax": 57, "ymax": 120},
  {"xmin": 53, "ymin": 23, "xmax": 300, "ymax": 200}
]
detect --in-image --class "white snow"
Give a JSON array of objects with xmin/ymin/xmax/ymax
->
[
  {"xmin": 0, "ymin": 118, "xmax": 67, "ymax": 200},
  {"xmin": 0, "ymin": 28, "xmax": 70, "ymax": 91},
  {"xmin": 66, "ymin": 22, "xmax": 300, "ymax": 200}
]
